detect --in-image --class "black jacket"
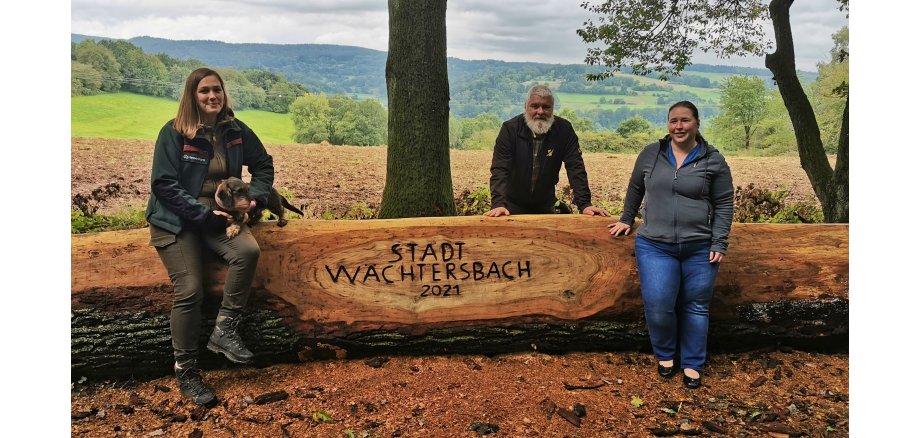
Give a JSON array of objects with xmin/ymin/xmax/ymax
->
[
  {"xmin": 489, "ymin": 114, "xmax": 593, "ymax": 213},
  {"xmin": 145, "ymin": 118, "xmax": 274, "ymax": 234},
  {"xmin": 619, "ymin": 136, "xmax": 734, "ymax": 253}
]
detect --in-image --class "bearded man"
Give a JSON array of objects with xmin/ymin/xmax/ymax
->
[{"xmin": 485, "ymin": 84, "xmax": 610, "ymax": 217}]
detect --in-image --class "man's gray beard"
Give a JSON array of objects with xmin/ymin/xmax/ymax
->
[{"xmin": 525, "ymin": 114, "xmax": 554, "ymax": 135}]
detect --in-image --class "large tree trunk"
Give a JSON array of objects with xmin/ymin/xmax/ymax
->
[
  {"xmin": 378, "ymin": 0, "xmax": 456, "ymax": 218},
  {"xmin": 72, "ymin": 217, "xmax": 848, "ymax": 380},
  {"xmin": 766, "ymin": 0, "xmax": 848, "ymax": 222}
]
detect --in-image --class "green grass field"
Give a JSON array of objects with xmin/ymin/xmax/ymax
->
[{"xmin": 71, "ymin": 92, "xmax": 295, "ymax": 144}]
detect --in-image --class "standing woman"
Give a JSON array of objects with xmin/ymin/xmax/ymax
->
[
  {"xmin": 608, "ymin": 101, "xmax": 733, "ymax": 389},
  {"xmin": 146, "ymin": 67, "xmax": 274, "ymax": 406}
]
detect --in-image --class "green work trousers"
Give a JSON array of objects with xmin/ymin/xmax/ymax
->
[{"xmin": 149, "ymin": 224, "xmax": 260, "ymax": 364}]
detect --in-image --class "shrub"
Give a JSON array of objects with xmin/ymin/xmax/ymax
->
[
  {"xmin": 461, "ymin": 130, "xmax": 496, "ymax": 150},
  {"xmin": 71, "ymin": 181, "xmax": 149, "ymax": 233},
  {"xmin": 555, "ymin": 185, "xmax": 578, "ymax": 214},
  {"xmin": 72, "ymin": 209, "xmax": 147, "ymax": 234},
  {"xmin": 579, "ymin": 131, "xmax": 650, "ymax": 154},
  {"xmin": 591, "ymin": 191, "xmax": 624, "ymax": 217},
  {"xmin": 733, "ymin": 183, "xmax": 823, "ymax": 223},
  {"xmin": 455, "ymin": 187, "xmax": 492, "ymax": 216},
  {"xmin": 343, "ymin": 202, "xmax": 377, "ymax": 220}
]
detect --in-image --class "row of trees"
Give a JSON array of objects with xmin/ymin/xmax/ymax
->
[
  {"xmin": 71, "ymin": 39, "xmax": 308, "ymax": 113},
  {"xmin": 72, "ymin": 36, "xmax": 754, "ymax": 147},
  {"xmin": 71, "ymin": 35, "xmax": 668, "ymax": 150}
]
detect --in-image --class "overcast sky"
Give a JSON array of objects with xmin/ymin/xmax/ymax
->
[{"xmin": 71, "ymin": 0, "xmax": 848, "ymax": 72}]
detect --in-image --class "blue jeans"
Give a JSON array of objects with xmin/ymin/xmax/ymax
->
[{"xmin": 634, "ymin": 235, "xmax": 720, "ymax": 371}]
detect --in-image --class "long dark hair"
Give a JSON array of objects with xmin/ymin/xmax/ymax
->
[{"xmin": 173, "ymin": 68, "xmax": 234, "ymax": 139}]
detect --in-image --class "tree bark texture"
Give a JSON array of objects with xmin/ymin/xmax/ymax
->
[
  {"xmin": 766, "ymin": 0, "xmax": 848, "ymax": 222},
  {"xmin": 378, "ymin": 0, "xmax": 456, "ymax": 218},
  {"xmin": 72, "ymin": 217, "xmax": 848, "ymax": 380}
]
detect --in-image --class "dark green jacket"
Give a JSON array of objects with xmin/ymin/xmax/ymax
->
[
  {"xmin": 145, "ymin": 118, "xmax": 274, "ymax": 234},
  {"xmin": 619, "ymin": 136, "xmax": 734, "ymax": 253},
  {"xmin": 489, "ymin": 114, "xmax": 593, "ymax": 214}
]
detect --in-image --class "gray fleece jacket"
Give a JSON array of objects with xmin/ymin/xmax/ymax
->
[{"xmin": 618, "ymin": 136, "xmax": 734, "ymax": 253}]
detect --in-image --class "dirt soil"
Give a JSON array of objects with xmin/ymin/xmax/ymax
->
[
  {"xmin": 71, "ymin": 138, "xmax": 846, "ymax": 436},
  {"xmin": 71, "ymin": 350, "xmax": 848, "ymax": 437},
  {"xmin": 71, "ymin": 138, "xmax": 821, "ymax": 218}
]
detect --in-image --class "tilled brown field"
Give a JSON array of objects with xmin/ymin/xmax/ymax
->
[
  {"xmin": 71, "ymin": 137, "xmax": 821, "ymax": 218},
  {"xmin": 71, "ymin": 137, "xmax": 846, "ymax": 437}
]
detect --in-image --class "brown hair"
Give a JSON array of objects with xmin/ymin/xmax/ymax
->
[
  {"xmin": 173, "ymin": 68, "xmax": 234, "ymax": 139},
  {"xmin": 667, "ymin": 100, "xmax": 700, "ymax": 122}
]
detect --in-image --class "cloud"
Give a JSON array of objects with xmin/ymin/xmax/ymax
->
[{"xmin": 71, "ymin": 0, "xmax": 848, "ymax": 70}]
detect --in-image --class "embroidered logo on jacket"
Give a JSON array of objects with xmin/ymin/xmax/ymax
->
[{"xmin": 181, "ymin": 153, "xmax": 208, "ymax": 165}]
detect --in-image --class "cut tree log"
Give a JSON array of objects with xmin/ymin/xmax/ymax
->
[{"xmin": 72, "ymin": 216, "xmax": 848, "ymax": 379}]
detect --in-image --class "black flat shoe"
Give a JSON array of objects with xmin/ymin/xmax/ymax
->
[
  {"xmin": 657, "ymin": 364, "xmax": 677, "ymax": 378},
  {"xmin": 683, "ymin": 372, "xmax": 702, "ymax": 389}
]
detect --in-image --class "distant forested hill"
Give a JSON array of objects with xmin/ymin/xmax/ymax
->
[{"xmin": 71, "ymin": 34, "xmax": 816, "ymax": 129}]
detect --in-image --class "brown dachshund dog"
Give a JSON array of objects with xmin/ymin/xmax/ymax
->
[{"xmin": 214, "ymin": 177, "xmax": 305, "ymax": 238}]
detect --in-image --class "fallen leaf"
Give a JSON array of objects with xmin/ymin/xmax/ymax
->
[
  {"xmin": 254, "ymin": 390, "xmax": 289, "ymax": 405},
  {"xmin": 557, "ymin": 408, "xmax": 582, "ymax": 427}
]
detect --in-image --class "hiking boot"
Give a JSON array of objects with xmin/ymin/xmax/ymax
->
[
  {"xmin": 207, "ymin": 314, "xmax": 254, "ymax": 364},
  {"xmin": 175, "ymin": 365, "xmax": 217, "ymax": 407}
]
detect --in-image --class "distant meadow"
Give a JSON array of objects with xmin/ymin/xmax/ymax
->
[{"xmin": 72, "ymin": 92, "xmax": 295, "ymax": 145}]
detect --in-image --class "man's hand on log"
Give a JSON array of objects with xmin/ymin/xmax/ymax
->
[
  {"xmin": 582, "ymin": 206, "xmax": 611, "ymax": 217},
  {"xmin": 484, "ymin": 207, "xmax": 511, "ymax": 217}
]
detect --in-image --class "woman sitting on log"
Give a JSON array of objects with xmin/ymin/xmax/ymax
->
[
  {"xmin": 145, "ymin": 67, "xmax": 275, "ymax": 406},
  {"xmin": 608, "ymin": 101, "xmax": 734, "ymax": 389}
]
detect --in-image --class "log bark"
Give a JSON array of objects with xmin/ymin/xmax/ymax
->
[
  {"xmin": 379, "ymin": 0, "xmax": 455, "ymax": 218},
  {"xmin": 72, "ymin": 217, "xmax": 848, "ymax": 379}
]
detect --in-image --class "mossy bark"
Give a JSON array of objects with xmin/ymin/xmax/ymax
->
[
  {"xmin": 378, "ymin": 0, "xmax": 456, "ymax": 218},
  {"xmin": 72, "ymin": 291, "xmax": 846, "ymax": 381}
]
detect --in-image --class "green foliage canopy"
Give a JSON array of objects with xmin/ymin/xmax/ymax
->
[
  {"xmin": 558, "ymin": 108, "xmax": 596, "ymax": 132},
  {"xmin": 71, "ymin": 62, "xmax": 103, "ymax": 96},
  {"xmin": 100, "ymin": 39, "xmax": 170, "ymax": 96},
  {"xmin": 74, "ymin": 40, "xmax": 122, "ymax": 92},
  {"xmin": 578, "ymin": 0, "xmax": 771, "ymax": 80},
  {"xmin": 289, "ymin": 93, "xmax": 387, "ymax": 146},
  {"xmin": 616, "ymin": 115, "xmax": 653, "ymax": 137},
  {"xmin": 811, "ymin": 26, "xmax": 848, "ymax": 153},
  {"xmin": 715, "ymin": 75, "xmax": 768, "ymax": 148}
]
